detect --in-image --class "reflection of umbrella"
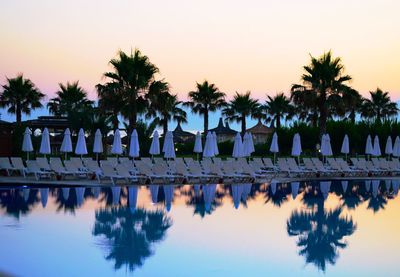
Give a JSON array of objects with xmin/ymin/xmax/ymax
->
[
  {"xmin": 393, "ymin": 137, "xmax": 400, "ymax": 158},
  {"xmin": 320, "ymin": 181, "xmax": 331, "ymax": 200},
  {"xmin": 22, "ymin": 127, "xmax": 33, "ymax": 160},
  {"xmin": 241, "ymin": 183, "xmax": 252, "ymax": 201},
  {"xmin": 384, "ymin": 179, "xmax": 391, "ymax": 191},
  {"xmin": 23, "ymin": 188, "xmax": 30, "ymax": 202},
  {"xmin": 163, "ymin": 185, "xmax": 174, "ymax": 211},
  {"xmin": 62, "ymin": 187, "xmax": 70, "ymax": 200},
  {"xmin": 291, "ymin": 182, "xmax": 300, "ymax": 199},
  {"xmin": 93, "ymin": 129, "xmax": 103, "ymax": 161},
  {"xmin": 270, "ymin": 132, "xmax": 279, "ymax": 163},
  {"xmin": 92, "ymin": 187, "xmax": 100, "ymax": 199},
  {"xmin": 129, "ymin": 129, "xmax": 140, "ymax": 158},
  {"xmin": 372, "ymin": 135, "xmax": 381, "ymax": 157},
  {"xmin": 341, "ymin": 181, "xmax": 348, "ymax": 193},
  {"xmin": 371, "ymin": 180, "xmax": 380, "ymax": 198},
  {"xmin": 365, "ymin": 180, "xmax": 371, "ymax": 192},
  {"xmin": 39, "ymin": 128, "xmax": 51, "ymax": 156},
  {"xmin": 231, "ymin": 184, "xmax": 243, "ymax": 209},
  {"xmin": 385, "ymin": 136, "xmax": 393, "ymax": 157},
  {"xmin": 203, "ymin": 132, "xmax": 214, "ymax": 158},
  {"xmin": 128, "ymin": 186, "xmax": 138, "ymax": 213},
  {"xmin": 193, "ymin": 132, "xmax": 202, "ymax": 160},
  {"xmin": 111, "ymin": 129, "xmax": 123, "ymax": 155},
  {"xmin": 341, "ymin": 135, "xmax": 349, "ymax": 159},
  {"xmin": 212, "ymin": 132, "xmax": 219, "ymax": 156},
  {"xmin": 75, "ymin": 128, "xmax": 88, "ymax": 156},
  {"xmin": 270, "ymin": 180, "xmax": 277, "ymax": 195},
  {"xmin": 149, "ymin": 185, "xmax": 159, "ymax": 204},
  {"xmin": 40, "ymin": 188, "xmax": 49, "ymax": 208},
  {"xmin": 203, "ymin": 184, "xmax": 216, "ymax": 213},
  {"xmin": 232, "ymin": 132, "xmax": 244, "ymax": 158},
  {"xmin": 60, "ymin": 128, "xmax": 73, "ymax": 159},
  {"xmin": 163, "ymin": 131, "xmax": 176, "ymax": 159},
  {"xmin": 365, "ymin": 135, "xmax": 373, "ymax": 158},
  {"xmin": 392, "ymin": 180, "xmax": 399, "ymax": 195},
  {"xmin": 76, "ymin": 187, "xmax": 85, "ymax": 207},
  {"xmin": 193, "ymin": 184, "xmax": 201, "ymax": 197},
  {"xmin": 149, "ymin": 131, "xmax": 160, "ymax": 156},
  {"xmin": 111, "ymin": 186, "xmax": 121, "ymax": 205}
]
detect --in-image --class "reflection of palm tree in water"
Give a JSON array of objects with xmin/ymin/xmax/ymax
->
[
  {"xmin": 181, "ymin": 184, "xmax": 225, "ymax": 217},
  {"xmin": 287, "ymin": 184, "xmax": 356, "ymax": 271},
  {"xmin": 0, "ymin": 188, "xmax": 39, "ymax": 219},
  {"xmin": 93, "ymin": 207, "xmax": 172, "ymax": 271}
]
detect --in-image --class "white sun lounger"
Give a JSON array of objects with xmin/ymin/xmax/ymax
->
[
  {"xmin": 26, "ymin": 160, "xmax": 54, "ymax": 180},
  {"xmin": 10, "ymin": 157, "xmax": 27, "ymax": 177}
]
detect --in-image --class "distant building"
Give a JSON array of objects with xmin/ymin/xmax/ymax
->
[
  {"xmin": 208, "ymin": 118, "xmax": 237, "ymax": 142},
  {"xmin": 172, "ymin": 122, "xmax": 195, "ymax": 143},
  {"xmin": 246, "ymin": 119, "xmax": 274, "ymax": 144}
]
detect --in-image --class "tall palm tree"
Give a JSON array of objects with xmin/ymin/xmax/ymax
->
[
  {"xmin": 340, "ymin": 88, "xmax": 362, "ymax": 123},
  {"xmin": 96, "ymin": 82, "xmax": 124, "ymax": 129},
  {"xmin": 146, "ymin": 80, "xmax": 187, "ymax": 135},
  {"xmin": 223, "ymin": 91, "xmax": 260, "ymax": 134},
  {"xmin": 264, "ymin": 93, "xmax": 294, "ymax": 128},
  {"xmin": 291, "ymin": 51, "xmax": 352, "ymax": 136},
  {"xmin": 0, "ymin": 74, "xmax": 44, "ymax": 124},
  {"xmin": 47, "ymin": 81, "xmax": 93, "ymax": 117},
  {"xmin": 184, "ymin": 80, "xmax": 226, "ymax": 135},
  {"xmin": 99, "ymin": 49, "xmax": 159, "ymax": 134},
  {"xmin": 360, "ymin": 88, "xmax": 398, "ymax": 122}
]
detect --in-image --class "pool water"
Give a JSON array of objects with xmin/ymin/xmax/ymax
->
[{"xmin": 0, "ymin": 179, "xmax": 399, "ymax": 277}]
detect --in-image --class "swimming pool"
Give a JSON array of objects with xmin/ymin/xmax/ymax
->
[{"xmin": 0, "ymin": 179, "xmax": 399, "ymax": 276}]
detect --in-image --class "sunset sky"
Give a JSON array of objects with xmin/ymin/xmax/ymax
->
[{"xmin": 1, "ymin": 0, "xmax": 399, "ymax": 129}]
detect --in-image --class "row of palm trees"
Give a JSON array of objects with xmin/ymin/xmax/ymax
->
[{"xmin": 1, "ymin": 49, "xmax": 398, "ymax": 137}]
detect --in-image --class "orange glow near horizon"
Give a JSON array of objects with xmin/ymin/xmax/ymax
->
[{"xmin": 0, "ymin": 0, "xmax": 399, "ymax": 102}]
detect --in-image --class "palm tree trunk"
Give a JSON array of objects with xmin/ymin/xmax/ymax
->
[
  {"xmin": 204, "ymin": 110, "xmax": 209, "ymax": 135},
  {"xmin": 276, "ymin": 114, "xmax": 281, "ymax": 128},
  {"xmin": 162, "ymin": 118, "xmax": 168, "ymax": 136},
  {"xmin": 319, "ymin": 104, "xmax": 327, "ymax": 136},
  {"xmin": 16, "ymin": 103, "xmax": 22, "ymax": 125},
  {"xmin": 241, "ymin": 114, "xmax": 246, "ymax": 135}
]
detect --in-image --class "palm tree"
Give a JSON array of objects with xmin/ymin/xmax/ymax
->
[
  {"xmin": 47, "ymin": 81, "xmax": 93, "ymax": 117},
  {"xmin": 99, "ymin": 49, "xmax": 159, "ymax": 134},
  {"xmin": 264, "ymin": 93, "xmax": 294, "ymax": 128},
  {"xmin": 184, "ymin": 80, "xmax": 226, "ymax": 135},
  {"xmin": 340, "ymin": 88, "xmax": 363, "ymax": 123},
  {"xmin": 96, "ymin": 82, "xmax": 124, "ymax": 129},
  {"xmin": 0, "ymin": 74, "xmax": 44, "ymax": 124},
  {"xmin": 360, "ymin": 88, "xmax": 398, "ymax": 122},
  {"xmin": 291, "ymin": 51, "xmax": 352, "ymax": 136},
  {"xmin": 222, "ymin": 91, "xmax": 260, "ymax": 134},
  {"xmin": 146, "ymin": 80, "xmax": 187, "ymax": 135}
]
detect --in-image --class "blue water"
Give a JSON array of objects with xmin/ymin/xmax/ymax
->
[{"xmin": 0, "ymin": 179, "xmax": 399, "ymax": 276}]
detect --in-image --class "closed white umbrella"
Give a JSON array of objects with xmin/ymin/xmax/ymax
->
[
  {"xmin": 365, "ymin": 135, "xmax": 373, "ymax": 159},
  {"xmin": 60, "ymin": 128, "xmax": 72, "ymax": 159},
  {"xmin": 149, "ymin": 130, "xmax": 160, "ymax": 157},
  {"xmin": 22, "ymin": 127, "xmax": 33, "ymax": 160},
  {"xmin": 242, "ymin": 133, "xmax": 250, "ymax": 157},
  {"xmin": 163, "ymin": 131, "xmax": 176, "ymax": 159},
  {"xmin": 385, "ymin": 136, "xmax": 393, "ymax": 158},
  {"xmin": 203, "ymin": 132, "xmax": 215, "ymax": 158},
  {"xmin": 372, "ymin": 135, "xmax": 381, "ymax": 157},
  {"xmin": 212, "ymin": 132, "xmax": 219, "ymax": 156},
  {"xmin": 291, "ymin": 133, "xmax": 302, "ymax": 162},
  {"xmin": 193, "ymin": 131, "xmax": 202, "ymax": 160},
  {"xmin": 248, "ymin": 132, "xmax": 255, "ymax": 154},
  {"xmin": 270, "ymin": 132, "xmax": 279, "ymax": 163},
  {"xmin": 93, "ymin": 129, "xmax": 103, "ymax": 161},
  {"xmin": 39, "ymin": 128, "xmax": 51, "ymax": 156},
  {"xmin": 75, "ymin": 128, "xmax": 88, "ymax": 156},
  {"xmin": 232, "ymin": 132, "xmax": 244, "ymax": 158},
  {"xmin": 111, "ymin": 129, "xmax": 123, "ymax": 156},
  {"xmin": 393, "ymin": 136, "xmax": 400, "ymax": 158},
  {"xmin": 129, "ymin": 129, "xmax": 140, "ymax": 158},
  {"xmin": 341, "ymin": 134, "xmax": 350, "ymax": 159},
  {"xmin": 321, "ymin": 134, "xmax": 333, "ymax": 157}
]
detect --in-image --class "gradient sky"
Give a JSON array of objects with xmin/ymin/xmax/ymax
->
[{"xmin": 1, "ymin": 0, "xmax": 399, "ymax": 129}]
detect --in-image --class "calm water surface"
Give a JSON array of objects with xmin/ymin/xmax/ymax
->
[{"xmin": 1, "ymin": 179, "xmax": 399, "ymax": 277}]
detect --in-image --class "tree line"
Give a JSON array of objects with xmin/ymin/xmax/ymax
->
[{"xmin": 1, "ymin": 49, "xmax": 398, "ymax": 138}]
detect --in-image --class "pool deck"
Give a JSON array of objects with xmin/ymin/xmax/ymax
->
[{"xmin": 0, "ymin": 175, "xmax": 398, "ymax": 187}]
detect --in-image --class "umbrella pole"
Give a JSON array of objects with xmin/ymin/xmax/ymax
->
[
  {"xmin": 274, "ymin": 153, "xmax": 276, "ymax": 164},
  {"xmin": 27, "ymin": 152, "xmax": 29, "ymax": 161},
  {"xmin": 96, "ymin": 153, "xmax": 99, "ymax": 162}
]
